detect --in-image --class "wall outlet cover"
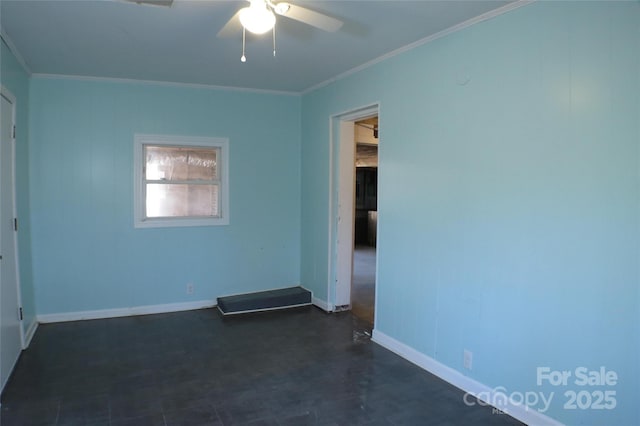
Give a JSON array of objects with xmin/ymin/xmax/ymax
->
[{"xmin": 463, "ymin": 349, "xmax": 473, "ymax": 370}]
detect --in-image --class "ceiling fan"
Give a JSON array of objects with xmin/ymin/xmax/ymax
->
[
  {"xmin": 125, "ymin": 0, "xmax": 343, "ymax": 62},
  {"xmin": 217, "ymin": 0, "xmax": 343, "ymax": 62}
]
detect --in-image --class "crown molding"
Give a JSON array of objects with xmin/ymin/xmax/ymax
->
[
  {"xmin": 302, "ymin": 0, "xmax": 534, "ymax": 95},
  {"xmin": 30, "ymin": 73, "xmax": 300, "ymax": 96},
  {"xmin": 0, "ymin": 30, "xmax": 32, "ymax": 75}
]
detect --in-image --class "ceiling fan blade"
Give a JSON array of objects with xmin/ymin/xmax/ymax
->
[
  {"xmin": 217, "ymin": 10, "xmax": 243, "ymax": 38},
  {"xmin": 122, "ymin": 0, "xmax": 173, "ymax": 7},
  {"xmin": 276, "ymin": 3, "xmax": 343, "ymax": 32}
]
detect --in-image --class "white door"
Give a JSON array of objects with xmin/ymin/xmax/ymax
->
[
  {"xmin": 334, "ymin": 120, "xmax": 356, "ymax": 307},
  {"xmin": 0, "ymin": 88, "xmax": 23, "ymax": 391}
]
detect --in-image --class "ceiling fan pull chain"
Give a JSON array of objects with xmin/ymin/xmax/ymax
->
[
  {"xmin": 272, "ymin": 24, "xmax": 276, "ymax": 57},
  {"xmin": 241, "ymin": 27, "xmax": 247, "ymax": 62}
]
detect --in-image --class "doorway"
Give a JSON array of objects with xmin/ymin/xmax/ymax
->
[
  {"xmin": 329, "ymin": 104, "xmax": 378, "ymax": 328},
  {"xmin": 0, "ymin": 86, "xmax": 24, "ymax": 392},
  {"xmin": 351, "ymin": 117, "xmax": 378, "ymax": 326}
]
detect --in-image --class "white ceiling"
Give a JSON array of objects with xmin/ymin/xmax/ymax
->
[{"xmin": 1, "ymin": 0, "xmax": 513, "ymax": 93}]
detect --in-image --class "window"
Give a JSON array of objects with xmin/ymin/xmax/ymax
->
[{"xmin": 134, "ymin": 134, "xmax": 229, "ymax": 228}]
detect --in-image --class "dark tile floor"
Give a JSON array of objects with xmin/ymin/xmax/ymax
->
[
  {"xmin": 1, "ymin": 307, "xmax": 523, "ymax": 426},
  {"xmin": 351, "ymin": 245, "xmax": 376, "ymax": 326}
]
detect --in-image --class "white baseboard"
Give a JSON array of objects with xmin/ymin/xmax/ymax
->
[
  {"xmin": 371, "ymin": 330, "xmax": 563, "ymax": 426},
  {"xmin": 37, "ymin": 300, "xmax": 216, "ymax": 324},
  {"xmin": 312, "ymin": 296, "xmax": 333, "ymax": 312},
  {"xmin": 23, "ymin": 319, "xmax": 38, "ymax": 348},
  {"xmin": 217, "ymin": 302, "xmax": 311, "ymax": 316}
]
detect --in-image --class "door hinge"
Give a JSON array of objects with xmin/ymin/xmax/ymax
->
[
  {"xmin": 14, "ymin": 218, "xmax": 18, "ymax": 231},
  {"xmin": 12, "ymin": 125, "xmax": 16, "ymax": 139},
  {"xmin": 19, "ymin": 307, "xmax": 23, "ymax": 321}
]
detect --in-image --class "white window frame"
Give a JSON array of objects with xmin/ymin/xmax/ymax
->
[{"xmin": 134, "ymin": 134, "xmax": 229, "ymax": 228}]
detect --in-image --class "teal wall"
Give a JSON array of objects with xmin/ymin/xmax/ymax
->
[
  {"xmin": 0, "ymin": 40, "xmax": 36, "ymax": 335},
  {"xmin": 301, "ymin": 2, "xmax": 639, "ymax": 425},
  {"xmin": 29, "ymin": 77, "xmax": 301, "ymax": 314}
]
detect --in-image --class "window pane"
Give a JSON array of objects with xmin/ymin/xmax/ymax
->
[
  {"xmin": 145, "ymin": 146, "xmax": 217, "ymax": 181},
  {"xmin": 146, "ymin": 184, "xmax": 219, "ymax": 218}
]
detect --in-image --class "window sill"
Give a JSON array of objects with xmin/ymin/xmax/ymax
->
[{"xmin": 134, "ymin": 216, "xmax": 229, "ymax": 228}]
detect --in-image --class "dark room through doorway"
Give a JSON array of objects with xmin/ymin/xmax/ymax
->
[{"xmin": 351, "ymin": 116, "xmax": 378, "ymax": 326}]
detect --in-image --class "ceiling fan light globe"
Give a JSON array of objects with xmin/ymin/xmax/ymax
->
[
  {"xmin": 239, "ymin": 3, "xmax": 276, "ymax": 34},
  {"xmin": 274, "ymin": 3, "xmax": 290, "ymax": 15}
]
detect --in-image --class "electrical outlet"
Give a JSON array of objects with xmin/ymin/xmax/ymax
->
[
  {"xmin": 186, "ymin": 283, "xmax": 194, "ymax": 295},
  {"xmin": 463, "ymin": 349, "xmax": 473, "ymax": 370}
]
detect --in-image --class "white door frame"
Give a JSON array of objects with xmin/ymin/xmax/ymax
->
[
  {"xmin": 0, "ymin": 85, "xmax": 25, "ymax": 349},
  {"xmin": 327, "ymin": 103, "xmax": 379, "ymax": 310}
]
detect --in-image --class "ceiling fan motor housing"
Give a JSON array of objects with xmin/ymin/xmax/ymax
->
[{"xmin": 239, "ymin": 0, "xmax": 276, "ymax": 34}]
